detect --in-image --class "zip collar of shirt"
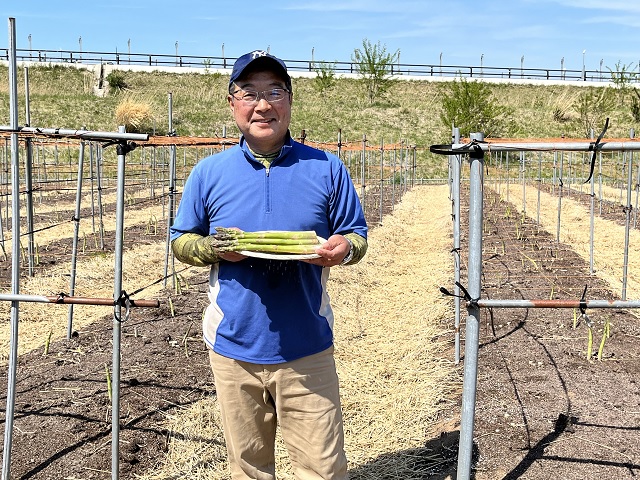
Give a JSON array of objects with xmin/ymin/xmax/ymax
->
[{"xmin": 239, "ymin": 132, "xmax": 293, "ymax": 168}]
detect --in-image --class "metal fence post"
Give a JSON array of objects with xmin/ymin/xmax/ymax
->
[
  {"xmin": 451, "ymin": 127, "xmax": 461, "ymax": 365},
  {"xmin": 457, "ymin": 132, "xmax": 485, "ymax": 480},
  {"xmin": 3, "ymin": 17, "xmax": 20, "ymax": 480}
]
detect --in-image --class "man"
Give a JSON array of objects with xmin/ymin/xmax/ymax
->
[{"xmin": 170, "ymin": 50, "xmax": 368, "ymax": 479}]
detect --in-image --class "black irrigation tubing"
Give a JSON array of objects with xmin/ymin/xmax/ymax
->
[{"xmin": 127, "ymin": 264, "xmax": 192, "ymax": 298}]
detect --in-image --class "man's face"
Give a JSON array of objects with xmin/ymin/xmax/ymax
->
[{"xmin": 228, "ymin": 70, "xmax": 292, "ymax": 155}]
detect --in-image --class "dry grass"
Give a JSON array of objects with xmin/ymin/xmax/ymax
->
[
  {"xmin": 0, "ymin": 202, "xmax": 169, "ymax": 362},
  {"xmin": 136, "ymin": 185, "xmax": 462, "ymax": 479},
  {"xmin": 3, "ymin": 63, "xmax": 640, "ymax": 146},
  {"xmin": 115, "ymin": 93, "xmax": 156, "ymax": 133}
]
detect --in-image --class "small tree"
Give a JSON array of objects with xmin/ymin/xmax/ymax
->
[
  {"xmin": 608, "ymin": 61, "xmax": 637, "ymax": 102},
  {"xmin": 312, "ymin": 61, "xmax": 337, "ymax": 93},
  {"xmin": 438, "ymin": 77, "xmax": 512, "ymax": 138},
  {"xmin": 574, "ymin": 88, "xmax": 615, "ymax": 137},
  {"xmin": 608, "ymin": 60, "xmax": 640, "ymax": 122},
  {"xmin": 351, "ymin": 38, "xmax": 400, "ymax": 105}
]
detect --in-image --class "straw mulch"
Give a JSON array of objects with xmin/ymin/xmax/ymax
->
[
  {"xmin": 0, "ymin": 201, "xmax": 170, "ymax": 361},
  {"xmin": 492, "ymin": 182, "xmax": 640, "ymax": 299},
  {"xmin": 137, "ymin": 185, "xmax": 462, "ymax": 479}
]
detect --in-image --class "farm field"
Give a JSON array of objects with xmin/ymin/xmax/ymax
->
[
  {"xmin": 467, "ymin": 184, "xmax": 640, "ymax": 479},
  {"xmin": 0, "ymin": 175, "xmax": 639, "ymax": 478},
  {"xmin": 0, "ymin": 181, "xmax": 459, "ymax": 479}
]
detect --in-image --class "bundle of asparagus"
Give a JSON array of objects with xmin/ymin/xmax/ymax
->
[{"xmin": 211, "ymin": 227, "xmax": 322, "ymax": 255}]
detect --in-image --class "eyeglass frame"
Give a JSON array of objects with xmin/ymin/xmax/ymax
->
[{"xmin": 229, "ymin": 87, "xmax": 291, "ymax": 105}]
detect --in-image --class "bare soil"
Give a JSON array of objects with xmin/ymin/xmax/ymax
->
[
  {"xmin": 464, "ymin": 188, "xmax": 640, "ymax": 479},
  {"xmin": 0, "ymin": 182, "xmax": 639, "ymax": 479}
]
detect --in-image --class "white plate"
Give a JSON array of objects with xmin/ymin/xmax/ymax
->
[{"xmin": 239, "ymin": 237, "xmax": 326, "ymax": 261}]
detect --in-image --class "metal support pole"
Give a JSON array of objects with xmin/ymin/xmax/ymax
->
[
  {"xmin": 3, "ymin": 17, "xmax": 20, "ymax": 480},
  {"xmin": 622, "ymin": 130, "xmax": 634, "ymax": 300},
  {"xmin": 96, "ymin": 145, "xmax": 106, "ymax": 249},
  {"xmin": 451, "ymin": 127, "xmax": 461, "ymax": 364},
  {"xmin": 361, "ymin": 134, "xmax": 366, "ymax": 210},
  {"xmin": 111, "ymin": 126, "xmax": 128, "ymax": 480},
  {"xmin": 457, "ymin": 132, "xmax": 484, "ymax": 480},
  {"xmin": 477, "ymin": 298, "xmax": 640, "ymax": 309},
  {"xmin": 24, "ymin": 66, "xmax": 35, "ymax": 275},
  {"xmin": 0, "ymin": 125, "xmax": 148, "ymax": 142},
  {"xmin": 520, "ymin": 151, "xmax": 526, "ymax": 215},
  {"xmin": 66, "ymin": 141, "xmax": 85, "ymax": 338},
  {"xmin": 24, "ymin": 138, "xmax": 34, "ymax": 276},
  {"xmin": 164, "ymin": 92, "xmax": 176, "ymax": 288},
  {"xmin": 556, "ymin": 152, "xmax": 564, "ymax": 243},
  {"xmin": 379, "ymin": 139, "xmax": 384, "ymax": 224},
  {"xmin": 536, "ymin": 152, "xmax": 542, "ymax": 225}
]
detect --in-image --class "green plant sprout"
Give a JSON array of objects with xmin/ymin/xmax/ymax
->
[
  {"xmin": 182, "ymin": 322, "xmax": 193, "ymax": 358},
  {"xmin": 146, "ymin": 215, "xmax": 158, "ymax": 235},
  {"xmin": 586, "ymin": 323, "xmax": 594, "ymax": 360},
  {"xmin": 168, "ymin": 297, "xmax": 175, "ymax": 317},
  {"xmin": 43, "ymin": 330, "xmax": 53, "ymax": 356},
  {"xmin": 597, "ymin": 318, "xmax": 611, "ymax": 361},
  {"xmin": 105, "ymin": 364, "xmax": 112, "ymax": 402}
]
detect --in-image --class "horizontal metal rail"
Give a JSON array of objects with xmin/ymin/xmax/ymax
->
[
  {"xmin": 0, "ymin": 125, "xmax": 149, "ymax": 142},
  {"xmin": 437, "ymin": 139, "xmax": 640, "ymax": 154},
  {"xmin": 475, "ymin": 299, "xmax": 640, "ymax": 309},
  {"xmin": 0, "ymin": 47, "xmax": 617, "ymax": 83}
]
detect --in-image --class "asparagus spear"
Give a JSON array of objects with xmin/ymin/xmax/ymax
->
[{"xmin": 211, "ymin": 227, "xmax": 321, "ymax": 254}]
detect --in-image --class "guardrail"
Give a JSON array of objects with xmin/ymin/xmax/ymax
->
[{"xmin": 0, "ymin": 48, "xmax": 616, "ymax": 82}]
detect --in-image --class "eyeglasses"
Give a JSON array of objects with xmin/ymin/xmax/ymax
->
[{"xmin": 230, "ymin": 88, "xmax": 290, "ymax": 105}]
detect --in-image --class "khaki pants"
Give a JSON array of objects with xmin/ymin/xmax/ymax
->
[{"xmin": 209, "ymin": 347, "xmax": 348, "ymax": 480}]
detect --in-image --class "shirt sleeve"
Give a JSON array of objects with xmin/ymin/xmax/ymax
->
[{"xmin": 343, "ymin": 232, "xmax": 368, "ymax": 265}]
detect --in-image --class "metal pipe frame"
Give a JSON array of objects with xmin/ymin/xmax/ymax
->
[
  {"xmin": 457, "ymin": 133, "xmax": 484, "ymax": 480},
  {"xmin": 450, "ymin": 140, "xmax": 640, "ymax": 153},
  {"xmin": 0, "ymin": 125, "xmax": 149, "ymax": 142},
  {"xmin": 475, "ymin": 299, "xmax": 640, "ymax": 309}
]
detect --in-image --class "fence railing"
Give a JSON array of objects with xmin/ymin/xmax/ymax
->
[{"xmin": 0, "ymin": 48, "xmax": 619, "ymax": 83}]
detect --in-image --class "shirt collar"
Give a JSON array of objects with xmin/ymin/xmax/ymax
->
[{"xmin": 239, "ymin": 131, "xmax": 293, "ymax": 162}]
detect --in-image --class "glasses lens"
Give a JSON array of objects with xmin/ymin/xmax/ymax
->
[
  {"xmin": 240, "ymin": 91, "xmax": 259, "ymax": 102},
  {"xmin": 233, "ymin": 89, "xmax": 288, "ymax": 104},
  {"xmin": 265, "ymin": 89, "xmax": 287, "ymax": 102}
]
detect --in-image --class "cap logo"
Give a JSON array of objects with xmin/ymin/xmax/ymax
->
[{"xmin": 251, "ymin": 50, "xmax": 269, "ymax": 59}]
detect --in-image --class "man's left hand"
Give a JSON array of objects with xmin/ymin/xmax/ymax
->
[{"xmin": 303, "ymin": 234, "xmax": 350, "ymax": 267}]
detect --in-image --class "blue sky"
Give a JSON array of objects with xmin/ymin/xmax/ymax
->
[{"xmin": 1, "ymin": 0, "xmax": 640, "ymax": 73}]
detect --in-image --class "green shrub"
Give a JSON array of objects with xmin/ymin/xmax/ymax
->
[
  {"xmin": 106, "ymin": 70, "xmax": 127, "ymax": 93},
  {"xmin": 574, "ymin": 87, "xmax": 615, "ymax": 137},
  {"xmin": 312, "ymin": 61, "xmax": 337, "ymax": 93},
  {"xmin": 438, "ymin": 77, "xmax": 512, "ymax": 138}
]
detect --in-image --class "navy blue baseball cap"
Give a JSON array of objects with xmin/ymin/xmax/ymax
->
[{"xmin": 229, "ymin": 50, "xmax": 292, "ymax": 91}]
